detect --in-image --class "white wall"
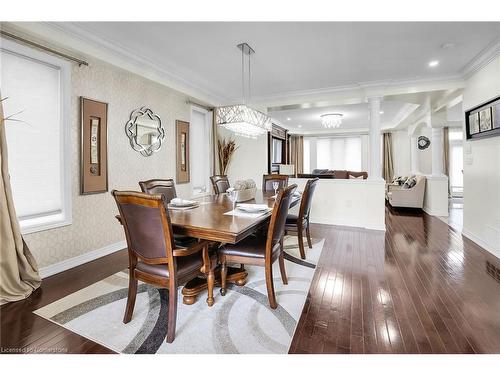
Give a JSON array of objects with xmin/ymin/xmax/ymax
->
[
  {"xmin": 462, "ymin": 55, "xmax": 500, "ymax": 259},
  {"xmin": 417, "ymin": 127, "xmax": 432, "ymax": 175},
  {"xmin": 217, "ymin": 127, "xmax": 268, "ymax": 187},
  {"xmin": 18, "ymin": 56, "xmax": 196, "ymax": 270},
  {"xmin": 289, "ymin": 178, "xmax": 386, "ymax": 231},
  {"xmin": 392, "ymin": 130, "xmax": 411, "ymax": 177}
]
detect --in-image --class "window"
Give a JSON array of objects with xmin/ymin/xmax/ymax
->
[
  {"xmin": 190, "ymin": 106, "xmax": 213, "ymax": 196},
  {"xmin": 1, "ymin": 39, "xmax": 71, "ymax": 234},
  {"xmin": 448, "ymin": 128, "xmax": 463, "ymax": 197},
  {"xmin": 272, "ymin": 138, "xmax": 283, "ymax": 164},
  {"xmin": 303, "ymin": 136, "xmax": 362, "ymax": 172}
]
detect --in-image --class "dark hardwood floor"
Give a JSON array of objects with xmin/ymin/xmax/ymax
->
[{"xmin": 2, "ymin": 205, "xmax": 500, "ymax": 354}]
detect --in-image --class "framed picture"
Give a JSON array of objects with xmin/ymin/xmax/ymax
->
[
  {"xmin": 80, "ymin": 97, "xmax": 108, "ymax": 194},
  {"xmin": 465, "ymin": 95, "xmax": 500, "ymax": 140},
  {"xmin": 468, "ymin": 112, "xmax": 480, "ymax": 135},
  {"xmin": 176, "ymin": 120, "xmax": 190, "ymax": 183},
  {"xmin": 493, "ymin": 103, "xmax": 500, "ymax": 130},
  {"xmin": 479, "ymin": 107, "xmax": 492, "ymax": 132}
]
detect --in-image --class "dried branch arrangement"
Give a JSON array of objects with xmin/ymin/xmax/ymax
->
[{"xmin": 217, "ymin": 137, "xmax": 238, "ymax": 175}]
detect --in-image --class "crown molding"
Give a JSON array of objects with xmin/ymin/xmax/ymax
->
[
  {"xmin": 3, "ymin": 22, "xmax": 228, "ymax": 106},
  {"xmin": 262, "ymin": 75, "xmax": 465, "ymax": 110},
  {"xmin": 461, "ymin": 36, "xmax": 500, "ymax": 79}
]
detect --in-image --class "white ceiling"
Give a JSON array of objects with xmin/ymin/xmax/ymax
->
[
  {"xmin": 62, "ymin": 22, "xmax": 500, "ymax": 102},
  {"xmin": 269, "ymin": 101, "xmax": 417, "ymax": 133}
]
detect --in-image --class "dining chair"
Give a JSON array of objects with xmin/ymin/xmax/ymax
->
[
  {"xmin": 112, "ymin": 190, "xmax": 216, "ymax": 343},
  {"xmin": 139, "ymin": 178, "xmax": 177, "ymax": 203},
  {"xmin": 262, "ymin": 174, "xmax": 289, "ymax": 192},
  {"xmin": 218, "ymin": 184, "xmax": 297, "ymax": 309},
  {"xmin": 285, "ymin": 178, "xmax": 319, "ymax": 259},
  {"xmin": 139, "ymin": 178, "xmax": 196, "ymax": 247},
  {"xmin": 210, "ymin": 175, "xmax": 230, "ymax": 194}
]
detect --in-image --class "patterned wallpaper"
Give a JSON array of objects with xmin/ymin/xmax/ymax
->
[{"xmin": 24, "ymin": 58, "xmax": 193, "ymax": 268}]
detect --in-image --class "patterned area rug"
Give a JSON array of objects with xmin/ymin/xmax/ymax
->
[{"xmin": 34, "ymin": 235, "xmax": 325, "ymax": 354}]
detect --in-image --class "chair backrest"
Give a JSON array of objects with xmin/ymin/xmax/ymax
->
[
  {"xmin": 139, "ymin": 179, "xmax": 177, "ymax": 203},
  {"xmin": 266, "ymin": 184, "xmax": 297, "ymax": 255},
  {"xmin": 210, "ymin": 175, "xmax": 230, "ymax": 194},
  {"xmin": 299, "ymin": 178, "xmax": 319, "ymax": 221},
  {"xmin": 262, "ymin": 174, "xmax": 289, "ymax": 192},
  {"xmin": 112, "ymin": 190, "xmax": 175, "ymax": 265}
]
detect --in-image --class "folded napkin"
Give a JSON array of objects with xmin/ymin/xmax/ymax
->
[
  {"xmin": 170, "ymin": 198, "xmax": 197, "ymax": 206},
  {"xmin": 237, "ymin": 203, "xmax": 269, "ymax": 210}
]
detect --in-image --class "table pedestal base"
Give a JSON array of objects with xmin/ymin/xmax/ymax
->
[{"xmin": 182, "ymin": 266, "xmax": 247, "ymax": 305}]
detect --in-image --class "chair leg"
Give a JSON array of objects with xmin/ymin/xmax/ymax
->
[
  {"xmin": 265, "ymin": 264, "xmax": 277, "ymax": 309},
  {"xmin": 166, "ymin": 282, "xmax": 178, "ymax": 343},
  {"xmin": 297, "ymin": 223, "xmax": 306, "ymax": 260},
  {"xmin": 279, "ymin": 239, "xmax": 288, "ymax": 285},
  {"xmin": 123, "ymin": 275, "xmax": 138, "ymax": 324},
  {"xmin": 206, "ymin": 269, "xmax": 215, "ymax": 307},
  {"xmin": 220, "ymin": 260, "xmax": 227, "ymax": 296},
  {"xmin": 306, "ymin": 221, "xmax": 313, "ymax": 249}
]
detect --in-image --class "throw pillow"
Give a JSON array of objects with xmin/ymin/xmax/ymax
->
[{"xmin": 349, "ymin": 175, "xmax": 364, "ymax": 179}]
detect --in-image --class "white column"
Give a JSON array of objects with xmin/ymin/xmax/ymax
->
[
  {"xmin": 431, "ymin": 127, "xmax": 444, "ymax": 176},
  {"xmin": 410, "ymin": 134, "xmax": 419, "ymax": 174},
  {"xmin": 368, "ymin": 97, "xmax": 382, "ymax": 180}
]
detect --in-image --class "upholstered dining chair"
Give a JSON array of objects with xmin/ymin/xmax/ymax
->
[
  {"xmin": 210, "ymin": 175, "xmax": 230, "ymax": 194},
  {"xmin": 262, "ymin": 174, "xmax": 289, "ymax": 192},
  {"xmin": 218, "ymin": 184, "xmax": 297, "ymax": 309},
  {"xmin": 139, "ymin": 178, "xmax": 197, "ymax": 247},
  {"xmin": 139, "ymin": 178, "xmax": 177, "ymax": 203},
  {"xmin": 112, "ymin": 190, "xmax": 216, "ymax": 343},
  {"xmin": 285, "ymin": 178, "xmax": 319, "ymax": 259}
]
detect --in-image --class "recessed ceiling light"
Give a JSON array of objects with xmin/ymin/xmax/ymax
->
[
  {"xmin": 441, "ymin": 43, "xmax": 455, "ymax": 49},
  {"xmin": 428, "ymin": 60, "xmax": 439, "ymax": 67},
  {"xmin": 379, "ymin": 111, "xmax": 384, "ymax": 114},
  {"xmin": 297, "ymin": 125, "xmax": 302, "ymax": 128},
  {"xmin": 286, "ymin": 117, "xmax": 291, "ymax": 121}
]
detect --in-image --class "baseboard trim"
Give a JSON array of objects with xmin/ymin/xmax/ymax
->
[
  {"xmin": 423, "ymin": 206, "xmax": 449, "ymax": 217},
  {"xmin": 39, "ymin": 241, "xmax": 126, "ymax": 279},
  {"xmin": 462, "ymin": 229, "xmax": 500, "ymax": 260}
]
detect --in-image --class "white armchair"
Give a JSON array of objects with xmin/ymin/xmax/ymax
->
[{"xmin": 387, "ymin": 175, "xmax": 426, "ymax": 208}]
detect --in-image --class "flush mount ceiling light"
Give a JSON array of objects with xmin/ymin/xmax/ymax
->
[
  {"xmin": 320, "ymin": 113, "xmax": 343, "ymax": 128},
  {"xmin": 428, "ymin": 60, "xmax": 439, "ymax": 67},
  {"xmin": 215, "ymin": 43, "xmax": 271, "ymax": 139}
]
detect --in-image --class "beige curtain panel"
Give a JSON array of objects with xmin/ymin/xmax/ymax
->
[
  {"xmin": 382, "ymin": 132, "xmax": 394, "ymax": 182},
  {"xmin": 0, "ymin": 98, "xmax": 41, "ymax": 305},
  {"xmin": 289, "ymin": 135, "xmax": 304, "ymax": 176}
]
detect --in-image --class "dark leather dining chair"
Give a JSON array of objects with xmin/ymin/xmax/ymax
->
[
  {"xmin": 262, "ymin": 174, "xmax": 289, "ymax": 192},
  {"xmin": 112, "ymin": 190, "xmax": 216, "ymax": 343},
  {"xmin": 139, "ymin": 178, "xmax": 177, "ymax": 203},
  {"xmin": 210, "ymin": 175, "xmax": 230, "ymax": 194},
  {"xmin": 139, "ymin": 178, "xmax": 196, "ymax": 247},
  {"xmin": 285, "ymin": 178, "xmax": 319, "ymax": 259},
  {"xmin": 218, "ymin": 184, "xmax": 297, "ymax": 309}
]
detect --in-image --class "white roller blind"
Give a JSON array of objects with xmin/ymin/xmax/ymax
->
[
  {"xmin": 307, "ymin": 136, "xmax": 362, "ymax": 171},
  {"xmin": 1, "ymin": 49, "xmax": 62, "ymax": 219}
]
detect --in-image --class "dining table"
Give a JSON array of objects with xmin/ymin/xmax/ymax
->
[{"xmin": 169, "ymin": 189, "xmax": 301, "ymax": 305}]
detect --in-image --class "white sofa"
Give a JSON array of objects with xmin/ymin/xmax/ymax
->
[{"xmin": 386, "ymin": 175, "xmax": 426, "ymax": 208}]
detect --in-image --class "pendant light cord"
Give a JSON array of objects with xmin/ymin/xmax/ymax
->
[{"xmin": 241, "ymin": 47, "xmax": 246, "ymax": 105}]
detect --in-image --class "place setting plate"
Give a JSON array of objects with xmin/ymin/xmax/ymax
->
[{"xmin": 168, "ymin": 198, "xmax": 200, "ymax": 210}]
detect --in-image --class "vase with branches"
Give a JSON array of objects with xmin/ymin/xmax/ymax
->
[{"xmin": 217, "ymin": 137, "xmax": 238, "ymax": 175}]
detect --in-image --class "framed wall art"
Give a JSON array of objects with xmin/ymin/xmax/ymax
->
[
  {"xmin": 80, "ymin": 97, "xmax": 108, "ymax": 194},
  {"xmin": 466, "ymin": 95, "xmax": 500, "ymax": 140},
  {"xmin": 176, "ymin": 120, "xmax": 190, "ymax": 183}
]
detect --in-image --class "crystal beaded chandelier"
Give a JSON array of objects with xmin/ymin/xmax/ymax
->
[
  {"xmin": 320, "ymin": 113, "xmax": 343, "ymax": 128},
  {"xmin": 215, "ymin": 43, "xmax": 272, "ymax": 139}
]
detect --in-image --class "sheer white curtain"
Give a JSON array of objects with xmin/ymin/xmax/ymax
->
[
  {"xmin": 190, "ymin": 107, "xmax": 213, "ymax": 196},
  {"xmin": 304, "ymin": 136, "xmax": 362, "ymax": 171}
]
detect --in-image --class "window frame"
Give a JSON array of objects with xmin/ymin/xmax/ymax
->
[
  {"xmin": 1, "ymin": 38, "xmax": 72, "ymax": 234},
  {"xmin": 190, "ymin": 105, "xmax": 213, "ymax": 197}
]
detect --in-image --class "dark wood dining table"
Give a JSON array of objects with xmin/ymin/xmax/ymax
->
[{"xmin": 170, "ymin": 189, "xmax": 301, "ymax": 304}]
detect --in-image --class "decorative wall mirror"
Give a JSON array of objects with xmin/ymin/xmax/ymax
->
[{"xmin": 125, "ymin": 107, "xmax": 165, "ymax": 156}]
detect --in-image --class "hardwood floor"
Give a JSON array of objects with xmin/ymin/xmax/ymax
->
[
  {"xmin": 289, "ymin": 205, "xmax": 500, "ymax": 354},
  {"xmin": 2, "ymin": 205, "xmax": 500, "ymax": 354}
]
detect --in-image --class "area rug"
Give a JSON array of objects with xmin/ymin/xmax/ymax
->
[{"xmin": 34, "ymin": 235, "xmax": 325, "ymax": 354}]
